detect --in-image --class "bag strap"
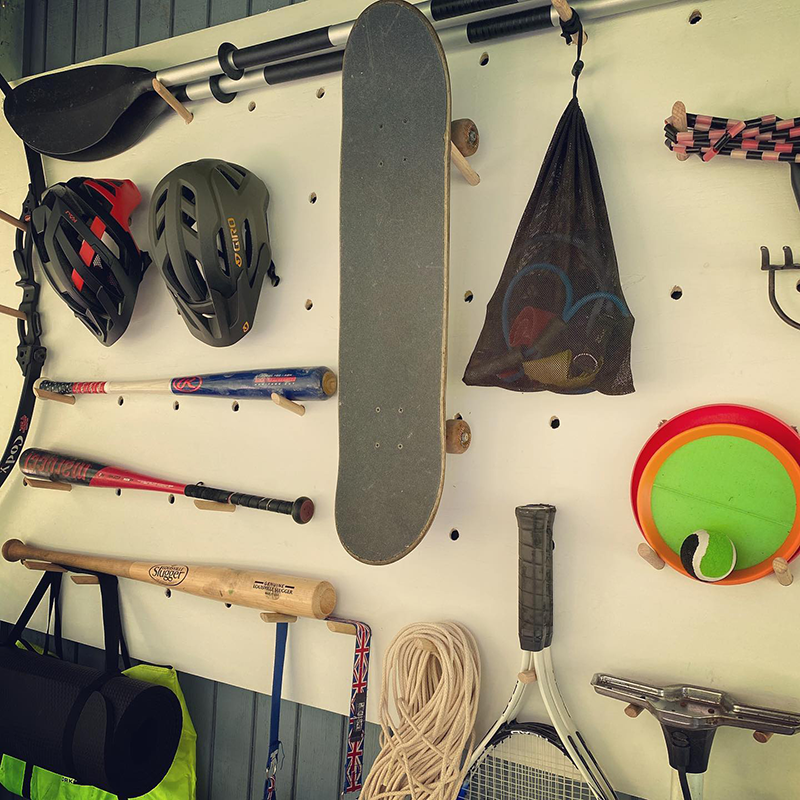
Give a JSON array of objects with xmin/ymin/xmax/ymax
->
[
  {"xmin": 2, "ymin": 571, "xmax": 63, "ymax": 650},
  {"xmin": 263, "ymin": 621, "xmax": 289, "ymax": 800}
]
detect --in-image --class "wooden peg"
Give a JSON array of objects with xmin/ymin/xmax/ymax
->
[
  {"xmin": 446, "ymin": 418, "xmax": 472, "ymax": 454},
  {"xmin": 0, "ymin": 208, "xmax": 26, "ymax": 232},
  {"xmin": 194, "ymin": 499, "xmax": 236, "ymax": 512},
  {"xmin": 518, "ymin": 669, "xmax": 537, "ymax": 684},
  {"xmin": 0, "ymin": 303, "xmax": 26, "ymax": 321},
  {"xmin": 152, "ymin": 78, "xmax": 194, "ymax": 124},
  {"xmin": 22, "ymin": 559, "xmax": 66, "ymax": 573},
  {"xmin": 271, "ymin": 392, "xmax": 306, "ymax": 417},
  {"xmin": 773, "ymin": 557, "xmax": 792, "ymax": 586},
  {"xmin": 414, "ymin": 638, "xmax": 439, "ymax": 654},
  {"xmin": 451, "ymin": 119, "xmax": 479, "ymax": 158},
  {"xmin": 261, "ymin": 612, "xmax": 298, "ymax": 624},
  {"xmin": 753, "ymin": 731, "xmax": 774, "ymax": 744},
  {"xmin": 450, "ymin": 142, "xmax": 480, "ymax": 186},
  {"xmin": 551, "ymin": 0, "xmax": 588, "ymax": 45},
  {"xmin": 24, "ymin": 478, "xmax": 72, "ymax": 492},
  {"xmin": 638, "ymin": 542, "xmax": 665, "ymax": 570},
  {"xmin": 670, "ymin": 101, "xmax": 691, "ymax": 162},
  {"xmin": 625, "ymin": 704, "xmax": 645, "ymax": 718},
  {"xmin": 33, "ymin": 385, "xmax": 76, "ymax": 405},
  {"xmin": 327, "ymin": 620, "xmax": 357, "ymax": 636},
  {"xmin": 71, "ymin": 574, "xmax": 100, "ymax": 585}
]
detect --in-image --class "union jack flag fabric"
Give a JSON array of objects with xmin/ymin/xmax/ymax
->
[{"xmin": 330, "ymin": 617, "xmax": 372, "ymax": 795}]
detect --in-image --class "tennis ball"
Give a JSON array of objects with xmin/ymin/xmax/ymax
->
[{"xmin": 680, "ymin": 530, "xmax": 737, "ymax": 582}]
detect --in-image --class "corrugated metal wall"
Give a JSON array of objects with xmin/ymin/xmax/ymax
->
[{"xmin": 21, "ymin": 0, "xmax": 306, "ymax": 76}]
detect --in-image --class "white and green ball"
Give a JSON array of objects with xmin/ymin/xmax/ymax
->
[{"xmin": 680, "ymin": 530, "xmax": 737, "ymax": 582}]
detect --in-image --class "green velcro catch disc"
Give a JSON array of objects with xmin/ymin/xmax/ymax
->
[{"xmin": 651, "ymin": 435, "xmax": 796, "ymax": 570}]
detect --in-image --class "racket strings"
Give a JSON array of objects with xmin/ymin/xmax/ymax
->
[
  {"xmin": 361, "ymin": 622, "xmax": 481, "ymax": 800},
  {"xmin": 467, "ymin": 732, "xmax": 593, "ymax": 800}
]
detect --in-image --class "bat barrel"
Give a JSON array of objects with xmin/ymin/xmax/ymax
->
[{"xmin": 2, "ymin": 539, "xmax": 336, "ymax": 619}]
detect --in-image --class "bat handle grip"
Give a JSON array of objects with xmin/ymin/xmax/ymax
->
[{"xmin": 185, "ymin": 485, "xmax": 314, "ymax": 524}]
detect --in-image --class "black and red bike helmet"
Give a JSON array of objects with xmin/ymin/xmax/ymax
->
[{"xmin": 32, "ymin": 177, "xmax": 149, "ymax": 346}]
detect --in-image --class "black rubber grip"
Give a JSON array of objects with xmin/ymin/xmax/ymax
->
[
  {"xmin": 263, "ymin": 50, "xmax": 344, "ymax": 86},
  {"xmin": 233, "ymin": 26, "xmax": 334, "ymax": 70},
  {"xmin": 430, "ymin": 0, "xmax": 516, "ymax": 21},
  {"xmin": 185, "ymin": 485, "xmax": 314, "ymax": 523},
  {"xmin": 466, "ymin": 6, "xmax": 553, "ymax": 44},
  {"xmin": 516, "ymin": 504, "xmax": 555, "ymax": 652}
]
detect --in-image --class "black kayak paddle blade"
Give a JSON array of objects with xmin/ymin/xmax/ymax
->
[{"xmin": 4, "ymin": 64, "xmax": 156, "ymax": 158}]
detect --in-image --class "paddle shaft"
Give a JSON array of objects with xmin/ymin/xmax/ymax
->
[
  {"xmin": 157, "ymin": 0, "xmax": 551, "ymax": 87},
  {"xmin": 177, "ymin": 0, "xmax": 681, "ymax": 103},
  {"xmin": 2, "ymin": 539, "xmax": 336, "ymax": 619}
]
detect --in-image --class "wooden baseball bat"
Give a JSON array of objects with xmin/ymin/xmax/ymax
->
[
  {"xmin": 20, "ymin": 448, "xmax": 314, "ymax": 524},
  {"xmin": 2, "ymin": 539, "xmax": 335, "ymax": 619},
  {"xmin": 35, "ymin": 366, "xmax": 337, "ymax": 401}
]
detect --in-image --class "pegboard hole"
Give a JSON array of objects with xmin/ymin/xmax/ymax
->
[
  {"xmin": 168, "ymin": 494, "xmax": 175, "ymax": 504},
  {"xmin": 454, "ymin": 412, "xmax": 463, "ymax": 420},
  {"xmin": 479, "ymin": 52, "xmax": 489, "ymax": 67},
  {"xmin": 316, "ymin": 87, "xmax": 325, "ymax": 99},
  {"xmin": 397, "ymin": 443, "xmax": 403, "ymax": 450},
  {"xmin": 688, "ymin": 9, "xmax": 702, "ymax": 24},
  {"xmin": 232, "ymin": 401, "xmax": 240, "ymax": 412},
  {"xmin": 225, "ymin": 603, "xmax": 232, "ymax": 609},
  {"xmin": 450, "ymin": 529, "xmax": 460, "ymax": 541},
  {"xmin": 670, "ymin": 285, "xmax": 683, "ymax": 300},
  {"xmin": 115, "ymin": 488, "xmax": 121, "ymax": 497},
  {"xmin": 117, "ymin": 396, "xmax": 124, "ymax": 406},
  {"xmin": 550, "ymin": 416, "xmax": 560, "ymax": 429},
  {"xmin": 305, "ymin": 299, "xmax": 314, "ymax": 310},
  {"xmin": 164, "ymin": 588, "xmax": 172, "ymax": 598},
  {"xmin": 309, "ymin": 192, "xmax": 317, "ymax": 204},
  {"xmin": 173, "ymin": 400, "xmax": 180, "ymax": 411},
  {"xmin": 795, "ymin": 279, "xmax": 800, "ymax": 293},
  {"xmin": 464, "ymin": 290, "xmax": 474, "ymax": 303},
  {"xmin": 247, "ymin": 101, "xmax": 256, "ymax": 112}
]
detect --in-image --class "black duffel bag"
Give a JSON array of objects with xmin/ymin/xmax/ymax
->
[{"xmin": 0, "ymin": 569, "xmax": 182, "ymax": 799}]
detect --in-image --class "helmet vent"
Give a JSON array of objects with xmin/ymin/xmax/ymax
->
[
  {"xmin": 101, "ymin": 230, "xmax": 120, "ymax": 259},
  {"xmin": 243, "ymin": 219, "xmax": 253, "ymax": 267},
  {"xmin": 156, "ymin": 216, "xmax": 166, "ymax": 239},
  {"xmin": 155, "ymin": 190, "xmax": 168, "ymax": 214},
  {"xmin": 216, "ymin": 230, "xmax": 230, "ymax": 277},
  {"xmin": 219, "ymin": 165, "xmax": 245, "ymax": 191},
  {"xmin": 181, "ymin": 185, "xmax": 196, "ymax": 205},
  {"xmin": 181, "ymin": 211, "xmax": 197, "ymax": 231}
]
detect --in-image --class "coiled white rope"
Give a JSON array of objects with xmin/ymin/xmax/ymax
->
[{"xmin": 361, "ymin": 621, "xmax": 481, "ymax": 800}]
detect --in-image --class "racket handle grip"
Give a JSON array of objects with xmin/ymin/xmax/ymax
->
[{"xmin": 516, "ymin": 504, "xmax": 556, "ymax": 652}]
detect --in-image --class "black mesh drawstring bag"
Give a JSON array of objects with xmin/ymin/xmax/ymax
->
[{"xmin": 463, "ymin": 18, "xmax": 635, "ymax": 396}]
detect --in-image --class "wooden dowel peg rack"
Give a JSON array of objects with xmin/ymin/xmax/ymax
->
[
  {"xmin": 637, "ymin": 542, "xmax": 665, "ymax": 570},
  {"xmin": 551, "ymin": 0, "xmax": 588, "ymax": 45},
  {"xmin": 261, "ymin": 612, "xmax": 298, "ymax": 624},
  {"xmin": 152, "ymin": 79, "xmax": 194, "ymax": 124},
  {"xmin": 22, "ymin": 559, "xmax": 66, "ymax": 573},
  {"xmin": 0, "ymin": 208, "xmax": 27, "ymax": 232},
  {"xmin": 773, "ymin": 557, "xmax": 792, "ymax": 586},
  {"xmin": 625, "ymin": 703, "xmax": 644, "ymax": 718},
  {"xmin": 194, "ymin": 499, "xmax": 236, "ymax": 512},
  {"xmin": 518, "ymin": 669, "xmax": 537, "ymax": 684},
  {"xmin": 326, "ymin": 620, "xmax": 357, "ymax": 636},
  {"xmin": 271, "ymin": 392, "xmax": 306, "ymax": 416},
  {"xmin": 33, "ymin": 386, "xmax": 76, "ymax": 405},
  {"xmin": 24, "ymin": 478, "xmax": 72, "ymax": 492},
  {"xmin": 670, "ymin": 101, "xmax": 691, "ymax": 162},
  {"xmin": 0, "ymin": 303, "xmax": 26, "ymax": 321},
  {"xmin": 71, "ymin": 574, "xmax": 100, "ymax": 585}
]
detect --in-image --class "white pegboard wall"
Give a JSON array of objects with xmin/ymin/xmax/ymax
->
[{"xmin": 2, "ymin": 2, "xmax": 800, "ymax": 798}]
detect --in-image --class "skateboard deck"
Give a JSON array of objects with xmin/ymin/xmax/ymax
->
[{"xmin": 336, "ymin": 0, "xmax": 451, "ymax": 565}]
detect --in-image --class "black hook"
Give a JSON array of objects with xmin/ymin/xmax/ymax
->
[{"xmin": 761, "ymin": 245, "xmax": 800, "ymax": 330}]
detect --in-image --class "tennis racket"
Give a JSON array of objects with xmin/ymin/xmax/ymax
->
[{"xmin": 459, "ymin": 504, "xmax": 617, "ymax": 800}]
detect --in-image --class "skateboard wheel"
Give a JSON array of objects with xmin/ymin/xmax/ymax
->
[
  {"xmin": 451, "ymin": 119, "xmax": 479, "ymax": 158},
  {"xmin": 446, "ymin": 418, "xmax": 472, "ymax": 454}
]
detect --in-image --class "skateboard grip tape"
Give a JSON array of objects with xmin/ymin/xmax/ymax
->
[{"xmin": 516, "ymin": 504, "xmax": 556, "ymax": 652}]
